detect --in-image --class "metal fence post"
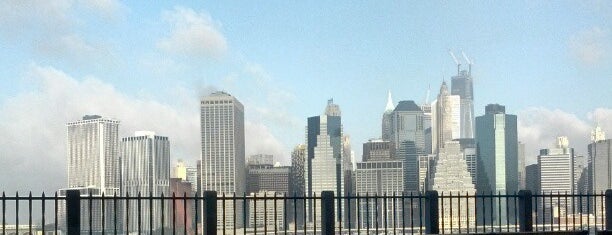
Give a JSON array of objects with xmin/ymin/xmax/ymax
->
[
  {"xmin": 66, "ymin": 190, "xmax": 81, "ymax": 235},
  {"xmin": 321, "ymin": 191, "xmax": 335, "ymax": 235},
  {"xmin": 518, "ymin": 190, "xmax": 533, "ymax": 232},
  {"xmin": 606, "ymin": 189, "xmax": 612, "ymax": 230},
  {"xmin": 203, "ymin": 191, "xmax": 217, "ymax": 235},
  {"xmin": 425, "ymin": 190, "xmax": 439, "ymax": 234}
]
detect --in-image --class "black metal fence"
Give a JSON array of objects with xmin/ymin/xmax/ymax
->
[{"xmin": 1, "ymin": 190, "xmax": 611, "ymax": 234}]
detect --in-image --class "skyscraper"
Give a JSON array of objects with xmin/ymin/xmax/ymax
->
[
  {"xmin": 67, "ymin": 115, "xmax": 121, "ymax": 192},
  {"xmin": 122, "ymin": 131, "xmax": 170, "ymax": 233},
  {"xmin": 290, "ymin": 144, "xmax": 306, "ymax": 227},
  {"xmin": 430, "ymin": 141, "xmax": 476, "ymax": 232},
  {"xmin": 246, "ymin": 154, "xmax": 290, "ymax": 194},
  {"xmin": 200, "ymin": 91, "xmax": 245, "ymax": 229},
  {"xmin": 382, "ymin": 91, "xmax": 395, "ymax": 141},
  {"xmin": 588, "ymin": 126, "xmax": 611, "ymax": 193},
  {"xmin": 362, "ymin": 139, "xmax": 395, "ymax": 162},
  {"xmin": 451, "ymin": 69, "xmax": 475, "ymax": 139},
  {"xmin": 390, "ymin": 100, "xmax": 425, "ymax": 192},
  {"xmin": 431, "ymin": 82, "xmax": 461, "ymax": 154},
  {"xmin": 63, "ymin": 115, "xmax": 121, "ymax": 233},
  {"xmin": 475, "ymin": 104, "xmax": 518, "ymax": 225},
  {"xmin": 305, "ymin": 99, "xmax": 344, "ymax": 226},
  {"xmin": 537, "ymin": 136, "xmax": 578, "ymax": 220},
  {"xmin": 355, "ymin": 160, "xmax": 404, "ymax": 228}
]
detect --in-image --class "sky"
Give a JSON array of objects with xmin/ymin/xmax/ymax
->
[{"xmin": 0, "ymin": 0, "xmax": 611, "ymax": 193}]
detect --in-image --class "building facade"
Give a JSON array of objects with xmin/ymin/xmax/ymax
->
[
  {"xmin": 450, "ymin": 69, "xmax": 475, "ymax": 139},
  {"xmin": 390, "ymin": 100, "xmax": 425, "ymax": 192},
  {"xmin": 122, "ymin": 131, "xmax": 170, "ymax": 233},
  {"xmin": 64, "ymin": 115, "xmax": 121, "ymax": 233},
  {"xmin": 475, "ymin": 104, "xmax": 518, "ymax": 225},
  {"xmin": 305, "ymin": 100, "xmax": 344, "ymax": 227},
  {"xmin": 200, "ymin": 91, "xmax": 246, "ymax": 229},
  {"xmin": 355, "ymin": 161, "xmax": 404, "ymax": 228}
]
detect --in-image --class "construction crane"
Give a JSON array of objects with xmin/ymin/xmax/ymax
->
[
  {"xmin": 461, "ymin": 51, "xmax": 472, "ymax": 75},
  {"xmin": 448, "ymin": 50, "xmax": 460, "ymax": 74}
]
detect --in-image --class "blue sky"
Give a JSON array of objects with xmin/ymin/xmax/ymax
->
[{"xmin": 0, "ymin": 0, "xmax": 611, "ymax": 192}]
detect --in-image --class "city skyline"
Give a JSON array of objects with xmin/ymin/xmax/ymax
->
[{"xmin": 0, "ymin": 1, "xmax": 611, "ymax": 194}]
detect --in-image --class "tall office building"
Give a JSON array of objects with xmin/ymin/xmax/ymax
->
[
  {"xmin": 456, "ymin": 138, "xmax": 477, "ymax": 186},
  {"xmin": 200, "ymin": 91, "xmax": 245, "ymax": 229},
  {"xmin": 421, "ymin": 103, "xmax": 433, "ymax": 155},
  {"xmin": 518, "ymin": 142, "xmax": 526, "ymax": 190},
  {"xmin": 246, "ymin": 155, "xmax": 290, "ymax": 194},
  {"xmin": 355, "ymin": 161, "xmax": 404, "ymax": 228},
  {"xmin": 382, "ymin": 91, "xmax": 395, "ymax": 141},
  {"xmin": 170, "ymin": 178, "xmax": 194, "ymax": 234},
  {"xmin": 475, "ymin": 104, "xmax": 518, "ymax": 225},
  {"xmin": 451, "ymin": 69, "xmax": 475, "ymax": 139},
  {"xmin": 62, "ymin": 115, "xmax": 121, "ymax": 233},
  {"xmin": 122, "ymin": 131, "xmax": 171, "ymax": 233},
  {"xmin": 431, "ymin": 82, "xmax": 461, "ymax": 154},
  {"xmin": 430, "ymin": 141, "xmax": 476, "ymax": 232},
  {"xmin": 290, "ymin": 144, "xmax": 306, "ymax": 227},
  {"xmin": 390, "ymin": 100, "xmax": 425, "ymax": 192},
  {"xmin": 588, "ymin": 125, "xmax": 611, "ymax": 193},
  {"xmin": 362, "ymin": 139, "xmax": 395, "ymax": 162},
  {"xmin": 538, "ymin": 136, "xmax": 578, "ymax": 220},
  {"xmin": 305, "ymin": 100, "xmax": 344, "ymax": 226}
]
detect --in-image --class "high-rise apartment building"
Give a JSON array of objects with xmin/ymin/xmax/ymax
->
[
  {"xmin": 451, "ymin": 69, "xmax": 475, "ymax": 139},
  {"xmin": 63, "ymin": 115, "xmax": 121, "ymax": 233},
  {"xmin": 390, "ymin": 100, "xmax": 425, "ymax": 192},
  {"xmin": 475, "ymin": 104, "xmax": 518, "ymax": 225},
  {"xmin": 122, "ymin": 131, "xmax": 170, "ymax": 233},
  {"xmin": 200, "ymin": 91, "xmax": 245, "ymax": 229}
]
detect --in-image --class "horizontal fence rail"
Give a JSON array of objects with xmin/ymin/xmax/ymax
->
[{"xmin": 0, "ymin": 190, "xmax": 610, "ymax": 234}]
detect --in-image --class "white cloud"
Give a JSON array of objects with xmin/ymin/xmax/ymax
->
[
  {"xmin": 0, "ymin": 65, "xmax": 284, "ymax": 192},
  {"xmin": 0, "ymin": 0, "xmax": 72, "ymax": 37},
  {"xmin": 157, "ymin": 6, "xmax": 227, "ymax": 58},
  {"xmin": 245, "ymin": 121, "xmax": 286, "ymax": 164},
  {"xmin": 518, "ymin": 107, "xmax": 612, "ymax": 165},
  {"xmin": 79, "ymin": 0, "xmax": 126, "ymax": 20},
  {"xmin": 36, "ymin": 34, "xmax": 113, "ymax": 64},
  {"xmin": 569, "ymin": 27, "xmax": 610, "ymax": 67}
]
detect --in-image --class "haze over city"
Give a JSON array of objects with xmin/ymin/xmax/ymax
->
[{"xmin": 0, "ymin": 0, "xmax": 610, "ymax": 197}]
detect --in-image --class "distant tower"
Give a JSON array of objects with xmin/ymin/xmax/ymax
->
[
  {"xmin": 588, "ymin": 125, "xmax": 611, "ymax": 194},
  {"xmin": 431, "ymin": 82, "xmax": 461, "ymax": 154},
  {"xmin": 430, "ymin": 141, "xmax": 476, "ymax": 232},
  {"xmin": 62, "ymin": 115, "xmax": 121, "ymax": 233},
  {"xmin": 450, "ymin": 51, "xmax": 475, "ymax": 139},
  {"xmin": 305, "ymin": 100, "xmax": 344, "ymax": 226},
  {"xmin": 200, "ymin": 91, "xmax": 245, "ymax": 229},
  {"xmin": 66, "ymin": 115, "xmax": 121, "ymax": 192},
  {"xmin": 538, "ymin": 137, "xmax": 578, "ymax": 220},
  {"xmin": 390, "ymin": 100, "xmax": 425, "ymax": 192},
  {"xmin": 475, "ymin": 104, "xmax": 519, "ymax": 225},
  {"xmin": 122, "ymin": 131, "xmax": 170, "ymax": 233},
  {"xmin": 382, "ymin": 91, "xmax": 395, "ymax": 141}
]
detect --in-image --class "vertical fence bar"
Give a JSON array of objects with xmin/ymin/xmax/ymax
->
[
  {"xmin": 15, "ymin": 192, "xmax": 19, "ymax": 235},
  {"xmin": 42, "ymin": 192, "xmax": 46, "ymax": 235},
  {"xmin": 425, "ymin": 191, "xmax": 439, "ymax": 234},
  {"xmin": 203, "ymin": 191, "xmax": 217, "ymax": 235},
  {"xmin": 605, "ymin": 189, "xmax": 612, "ymax": 231},
  {"xmin": 101, "ymin": 193, "xmax": 105, "ymax": 235},
  {"xmin": 2, "ymin": 192, "xmax": 4, "ymax": 235},
  {"xmin": 114, "ymin": 193, "xmax": 118, "ymax": 235},
  {"xmin": 54, "ymin": 192, "xmax": 58, "ymax": 234},
  {"xmin": 66, "ymin": 190, "xmax": 81, "ymax": 235},
  {"xmin": 321, "ymin": 191, "xmax": 334, "ymax": 235},
  {"xmin": 518, "ymin": 190, "xmax": 533, "ymax": 232},
  {"xmin": 28, "ymin": 192, "xmax": 32, "ymax": 234}
]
